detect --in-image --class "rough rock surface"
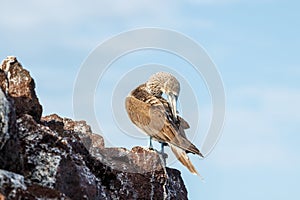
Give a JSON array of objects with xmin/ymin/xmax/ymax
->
[
  {"xmin": 0, "ymin": 56, "xmax": 188, "ymax": 200},
  {"xmin": 0, "ymin": 56, "xmax": 42, "ymax": 122}
]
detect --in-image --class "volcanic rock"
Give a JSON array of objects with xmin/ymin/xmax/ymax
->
[
  {"xmin": 0, "ymin": 56, "xmax": 42, "ymax": 122},
  {"xmin": 0, "ymin": 56, "xmax": 188, "ymax": 200}
]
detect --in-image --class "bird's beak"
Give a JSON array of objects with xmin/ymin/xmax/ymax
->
[{"xmin": 168, "ymin": 93, "xmax": 178, "ymax": 121}]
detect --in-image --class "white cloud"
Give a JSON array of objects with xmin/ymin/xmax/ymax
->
[
  {"xmin": 0, "ymin": 0, "xmax": 214, "ymax": 33},
  {"xmin": 186, "ymin": 0, "xmax": 274, "ymax": 5},
  {"xmin": 234, "ymin": 86, "xmax": 300, "ymax": 122},
  {"xmin": 211, "ymin": 85, "xmax": 300, "ymax": 170},
  {"xmin": 0, "ymin": 1, "xmax": 175, "ymax": 29},
  {"xmin": 213, "ymin": 142, "xmax": 295, "ymax": 168},
  {"xmin": 187, "ymin": 0, "xmax": 242, "ymax": 5},
  {"xmin": 0, "ymin": 0, "xmax": 215, "ymax": 58}
]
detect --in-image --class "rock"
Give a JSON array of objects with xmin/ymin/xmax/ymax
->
[
  {"xmin": 0, "ymin": 169, "xmax": 70, "ymax": 200},
  {"xmin": 165, "ymin": 168, "xmax": 188, "ymax": 200},
  {"xmin": 0, "ymin": 88, "xmax": 21, "ymax": 173},
  {"xmin": 0, "ymin": 56, "xmax": 42, "ymax": 122},
  {"xmin": 0, "ymin": 56, "xmax": 189, "ymax": 200},
  {"xmin": 41, "ymin": 114, "xmax": 105, "ymax": 151},
  {"xmin": 0, "ymin": 88, "xmax": 13, "ymax": 150},
  {"xmin": 0, "ymin": 169, "xmax": 26, "ymax": 199}
]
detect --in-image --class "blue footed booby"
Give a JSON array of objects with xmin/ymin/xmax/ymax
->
[{"xmin": 125, "ymin": 72, "xmax": 203, "ymax": 175}]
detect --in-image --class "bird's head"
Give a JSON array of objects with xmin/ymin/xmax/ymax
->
[{"xmin": 146, "ymin": 72, "xmax": 180, "ymax": 120}]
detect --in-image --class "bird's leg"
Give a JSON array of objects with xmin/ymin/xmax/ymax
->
[
  {"xmin": 161, "ymin": 142, "xmax": 165, "ymax": 154},
  {"xmin": 149, "ymin": 136, "xmax": 153, "ymax": 150},
  {"xmin": 160, "ymin": 142, "xmax": 167, "ymax": 166}
]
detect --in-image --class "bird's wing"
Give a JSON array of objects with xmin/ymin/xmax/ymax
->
[
  {"xmin": 177, "ymin": 116, "xmax": 190, "ymax": 129},
  {"xmin": 157, "ymin": 97, "xmax": 190, "ymax": 130},
  {"xmin": 125, "ymin": 96, "xmax": 165, "ymax": 139},
  {"xmin": 125, "ymin": 95, "xmax": 202, "ymax": 156}
]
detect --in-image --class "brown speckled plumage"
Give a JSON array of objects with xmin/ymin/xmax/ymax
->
[{"xmin": 125, "ymin": 72, "xmax": 203, "ymax": 175}]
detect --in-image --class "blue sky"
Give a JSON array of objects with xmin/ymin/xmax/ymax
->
[{"xmin": 1, "ymin": 1, "xmax": 300, "ymax": 199}]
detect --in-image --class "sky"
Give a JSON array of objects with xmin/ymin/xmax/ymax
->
[{"xmin": 1, "ymin": 1, "xmax": 300, "ymax": 199}]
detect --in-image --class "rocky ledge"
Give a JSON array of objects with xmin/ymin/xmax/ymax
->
[{"xmin": 0, "ymin": 56, "xmax": 188, "ymax": 200}]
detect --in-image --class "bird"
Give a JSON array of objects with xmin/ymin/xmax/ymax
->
[{"xmin": 125, "ymin": 72, "xmax": 203, "ymax": 175}]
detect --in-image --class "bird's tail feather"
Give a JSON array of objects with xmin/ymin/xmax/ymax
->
[{"xmin": 170, "ymin": 144, "xmax": 204, "ymax": 180}]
